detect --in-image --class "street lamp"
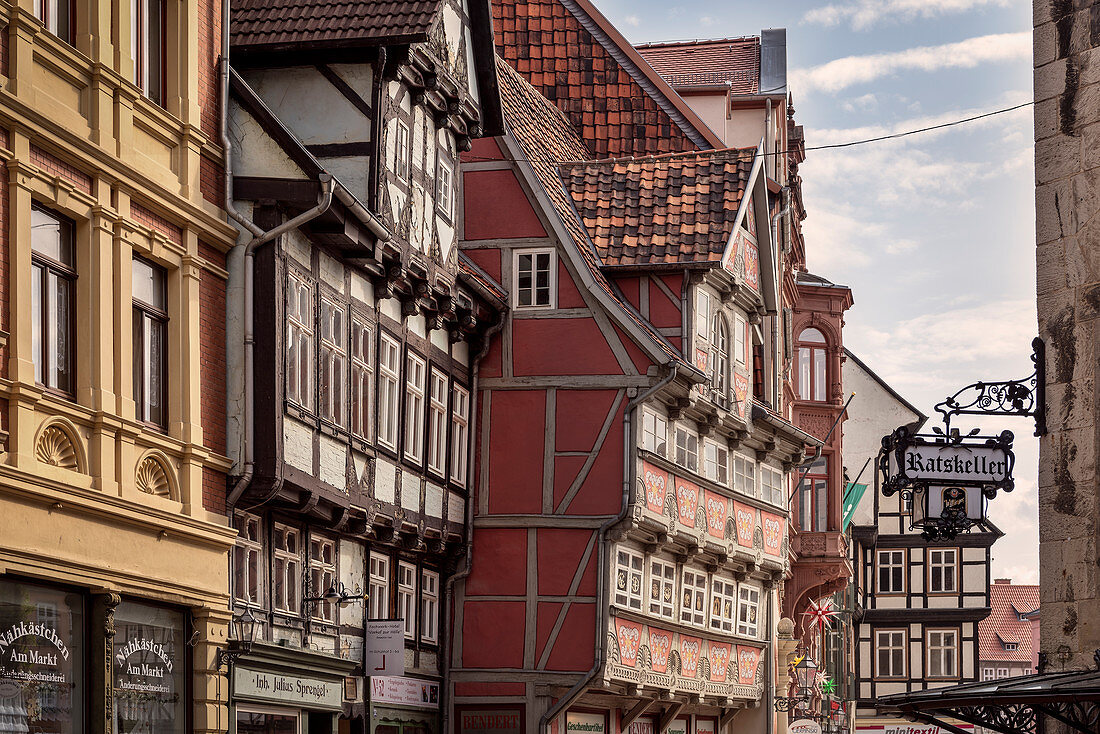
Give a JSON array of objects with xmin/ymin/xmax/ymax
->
[
  {"xmin": 217, "ymin": 608, "xmax": 258, "ymax": 669},
  {"xmin": 775, "ymin": 654, "xmax": 819, "ymax": 712}
]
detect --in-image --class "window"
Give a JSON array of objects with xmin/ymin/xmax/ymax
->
[
  {"xmin": 394, "ymin": 121, "xmax": 411, "ymax": 180},
  {"xmin": 876, "ymin": 629, "xmax": 906, "ymax": 678},
  {"xmin": 734, "ymin": 313, "xmax": 747, "ymax": 366},
  {"xmin": 369, "ymin": 552, "xmax": 390, "ymax": 620},
  {"xmin": 797, "ymin": 327, "xmax": 827, "ymax": 401},
  {"xmin": 233, "ymin": 514, "xmax": 263, "ymax": 606},
  {"xmin": 704, "ymin": 441, "xmax": 729, "ymax": 485},
  {"xmin": 737, "ymin": 585, "xmax": 760, "ymax": 638},
  {"xmin": 378, "ymin": 333, "xmax": 400, "ymax": 449},
  {"xmin": 398, "ymin": 561, "xmax": 417, "ymax": 639},
  {"xmin": 733, "ymin": 454, "xmax": 756, "ymax": 498},
  {"xmin": 404, "ymin": 354, "xmax": 426, "ymax": 463},
  {"xmin": 319, "ymin": 299, "xmax": 347, "ymax": 427},
  {"xmin": 927, "ymin": 629, "xmax": 958, "ymax": 678},
  {"xmin": 1004, "ymin": 642, "xmax": 1019, "ymax": 651},
  {"xmin": 309, "ymin": 537, "xmax": 336, "ymax": 624},
  {"xmin": 34, "ymin": 0, "xmax": 73, "ymax": 42},
  {"xmin": 997, "ymin": 667, "xmax": 1010, "ymax": 678},
  {"xmin": 427, "ymin": 371, "xmax": 448, "ymax": 475},
  {"xmin": 878, "ymin": 549, "xmax": 906, "ymax": 594},
  {"xmin": 436, "ymin": 159, "xmax": 454, "ymax": 219},
  {"xmin": 131, "ymin": 0, "xmax": 165, "ymax": 105},
  {"xmin": 133, "ymin": 257, "xmax": 167, "ymax": 427},
  {"xmin": 710, "ymin": 314, "xmax": 729, "ymax": 405},
  {"xmin": 286, "ymin": 273, "xmax": 313, "ymax": 410},
  {"xmin": 680, "ymin": 569, "xmax": 707, "ymax": 627},
  {"xmin": 273, "ymin": 524, "xmax": 301, "ymax": 614},
  {"xmin": 514, "ymin": 250, "xmax": 554, "ymax": 308},
  {"xmin": 798, "ymin": 457, "xmax": 828, "ymax": 532},
  {"xmin": 761, "ymin": 466, "xmax": 784, "ymax": 507},
  {"xmin": 421, "ymin": 569, "xmax": 439, "ymax": 643},
  {"xmin": 614, "ymin": 548, "xmax": 644, "ymax": 611},
  {"xmin": 710, "ymin": 578, "xmax": 736, "ymax": 633},
  {"xmin": 351, "ymin": 316, "xmax": 373, "ymax": 440},
  {"xmin": 450, "ymin": 385, "xmax": 470, "ymax": 485},
  {"xmin": 982, "ymin": 666, "xmax": 995, "ymax": 681},
  {"xmin": 642, "ymin": 410, "xmax": 668, "ymax": 457},
  {"xmin": 647, "ymin": 559, "xmax": 675, "ymax": 619},
  {"xmin": 674, "ymin": 426, "xmax": 698, "ymax": 473},
  {"xmin": 929, "ymin": 549, "xmax": 958, "ymax": 593},
  {"xmin": 31, "ymin": 206, "xmax": 75, "ymax": 394},
  {"xmin": 696, "ymin": 290, "xmax": 710, "ymax": 340}
]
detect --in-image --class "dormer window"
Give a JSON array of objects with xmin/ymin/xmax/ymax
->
[
  {"xmin": 797, "ymin": 327, "xmax": 828, "ymax": 402},
  {"xmin": 1004, "ymin": 642, "xmax": 1019, "ymax": 651}
]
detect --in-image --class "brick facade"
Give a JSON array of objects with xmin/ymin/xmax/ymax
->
[{"xmin": 198, "ymin": 241, "xmax": 227, "ymax": 513}]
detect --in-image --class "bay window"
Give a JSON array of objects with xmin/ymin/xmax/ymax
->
[
  {"xmin": 133, "ymin": 257, "xmax": 167, "ymax": 427},
  {"xmin": 797, "ymin": 327, "xmax": 828, "ymax": 402},
  {"xmin": 798, "ymin": 456, "xmax": 829, "ymax": 532},
  {"xmin": 31, "ymin": 205, "xmax": 75, "ymax": 395}
]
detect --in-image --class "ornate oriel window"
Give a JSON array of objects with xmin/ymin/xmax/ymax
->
[
  {"xmin": 798, "ymin": 456, "xmax": 829, "ymax": 532},
  {"xmin": 797, "ymin": 327, "xmax": 828, "ymax": 401}
]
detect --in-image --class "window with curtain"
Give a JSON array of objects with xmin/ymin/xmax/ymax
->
[
  {"xmin": 133, "ymin": 257, "xmax": 167, "ymax": 427},
  {"xmin": 131, "ymin": 0, "xmax": 165, "ymax": 105},
  {"xmin": 31, "ymin": 205, "xmax": 75, "ymax": 395}
]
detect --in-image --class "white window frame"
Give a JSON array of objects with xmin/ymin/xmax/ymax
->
[
  {"xmin": 997, "ymin": 667, "xmax": 1010, "ymax": 678},
  {"xmin": 710, "ymin": 313, "xmax": 729, "ymax": 405},
  {"xmin": 421, "ymin": 569, "xmax": 440, "ymax": 644},
  {"xmin": 369, "ymin": 552, "xmax": 390, "ymax": 621},
  {"xmin": 674, "ymin": 425, "xmax": 699, "ymax": 473},
  {"xmin": 614, "ymin": 547, "xmax": 644, "ymax": 611},
  {"xmin": 286, "ymin": 272, "xmax": 314, "ymax": 410},
  {"xmin": 876, "ymin": 629, "xmax": 906, "ymax": 678},
  {"xmin": 398, "ymin": 561, "xmax": 417, "ymax": 639},
  {"xmin": 878, "ymin": 549, "xmax": 906, "ymax": 594},
  {"xmin": 647, "ymin": 558, "xmax": 675, "ymax": 620},
  {"xmin": 642, "ymin": 409, "xmax": 668, "ymax": 457},
  {"xmin": 695, "ymin": 289, "xmax": 710, "ymax": 342},
  {"xmin": 273, "ymin": 524, "xmax": 302, "ymax": 615},
  {"xmin": 680, "ymin": 568, "xmax": 707, "ymax": 628},
  {"xmin": 927, "ymin": 628, "xmax": 958, "ymax": 678},
  {"xmin": 436, "ymin": 158, "xmax": 454, "ymax": 219},
  {"xmin": 733, "ymin": 453, "xmax": 756, "ymax": 498},
  {"xmin": 450, "ymin": 384, "xmax": 470, "ymax": 486},
  {"xmin": 350, "ymin": 315, "xmax": 373, "ymax": 441},
  {"xmin": 319, "ymin": 297, "xmax": 347, "ymax": 428},
  {"xmin": 929, "ymin": 548, "xmax": 958, "ymax": 593},
  {"xmin": 513, "ymin": 249, "xmax": 556, "ymax": 309},
  {"xmin": 734, "ymin": 313, "xmax": 747, "ymax": 366},
  {"xmin": 703, "ymin": 440, "xmax": 729, "ymax": 486},
  {"xmin": 233, "ymin": 513, "xmax": 263, "ymax": 607},
  {"xmin": 378, "ymin": 333, "xmax": 401, "ymax": 450},
  {"xmin": 404, "ymin": 353, "xmax": 427, "ymax": 463},
  {"xmin": 982, "ymin": 666, "xmax": 995, "ymax": 681},
  {"xmin": 709, "ymin": 577, "xmax": 736, "ymax": 634},
  {"xmin": 395, "ymin": 121, "xmax": 411, "ymax": 181},
  {"xmin": 736, "ymin": 584, "xmax": 760, "ymax": 638},
  {"xmin": 309, "ymin": 536, "xmax": 336, "ymax": 624},
  {"xmin": 761, "ymin": 465, "xmax": 784, "ymax": 507},
  {"xmin": 427, "ymin": 370, "xmax": 448, "ymax": 475}
]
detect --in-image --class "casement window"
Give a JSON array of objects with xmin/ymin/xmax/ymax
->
[
  {"xmin": 132, "ymin": 257, "xmax": 167, "ymax": 428},
  {"xmin": 704, "ymin": 441, "xmax": 729, "ymax": 486},
  {"xmin": 394, "ymin": 121, "xmax": 411, "ymax": 181},
  {"xmin": 34, "ymin": 0, "xmax": 73, "ymax": 43},
  {"xmin": 404, "ymin": 353, "xmax": 427, "ymax": 463},
  {"xmin": 761, "ymin": 466, "xmax": 784, "ymax": 507},
  {"xmin": 436, "ymin": 158, "xmax": 454, "ymax": 219},
  {"xmin": 647, "ymin": 559, "xmax": 675, "ymax": 620},
  {"xmin": 709, "ymin": 578, "xmax": 737, "ymax": 634},
  {"xmin": 997, "ymin": 667, "xmax": 1010, "ymax": 678},
  {"xmin": 421, "ymin": 569, "xmax": 440, "ymax": 644},
  {"xmin": 286, "ymin": 273, "xmax": 314, "ymax": 410},
  {"xmin": 273, "ymin": 524, "xmax": 301, "ymax": 615},
  {"xmin": 696, "ymin": 290, "xmax": 710, "ymax": 341},
  {"xmin": 927, "ymin": 629, "xmax": 958, "ymax": 678},
  {"xmin": 514, "ymin": 250, "xmax": 555, "ymax": 308},
  {"xmin": 982, "ymin": 666, "xmax": 995, "ymax": 681},
  {"xmin": 734, "ymin": 313, "xmax": 747, "ymax": 366},
  {"xmin": 1004, "ymin": 642, "xmax": 1019, "ymax": 651},
  {"xmin": 131, "ymin": 0, "xmax": 165, "ymax": 105},
  {"xmin": 798, "ymin": 456, "xmax": 828, "ymax": 532},
  {"xmin": 797, "ymin": 327, "xmax": 828, "ymax": 401},
  {"xmin": 929, "ymin": 549, "xmax": 958, "ymax": 593},
  {"xmin": 642, "ymin": 410, "xmax": 668, "ymax": 457},
  {"xmin": 710, "ymin": 314, "xmax": 729, "ymax": 405},
  {"xmin": 398, "ymin": 561, "xmax": 417, "ymax": 639},
  {"xmin": 674, "ymin": 426, "xmax": 699, "ymax": 473},
  {"xmin": 368, "ymin": 552, "xmax": 390, "ymax": 620},
  {"xmin": 878, "ymin": 549, "xmax": 906, "ymax": 594},
  {"xmin": 733, "ymin": 454, "xmax": 756, "ymax": 498},
  {"xmin": 319, "ymin": 298, "xmax": 347, "ymax": 427},
  {"xmin": 377, "ymin": 334, "xmax": 400, "ymax": 450},
  {"xmin": 427, "ymin": 370, "xmax": 448, "ymax": 475},
  {"xmin": 450, "ymin": 385, "xmax": 470, "ymax": 485},
  {"xmin": 680, "ymin": 569, "xmax": 707, "ymax": 627},
  {"xmin": 309, "ymin": 536, "xmax": 336, "ymax": 624},
  {"xmin": 31, "ymin": 206, "xmax": 75, "ymax": 395},
  {"xmin": 737, "ymin": 585, "xmax": 760, "ymax": 638},
  {"xmin": 233, "ymin": 514, "xmax": 263, "ymax": 607},
  {"xmin": 350, "ymin": 316, "xmax": 373, "ymax": 440},
  {"xmin": 876, "ymin": 629, "xmax": 906, "ymax": 678},
  {"xmin": 614, "ymin": 548, "xmax": 644, "ymax": 611}
]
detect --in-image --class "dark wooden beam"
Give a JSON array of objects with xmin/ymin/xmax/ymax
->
[{"xmin": 622, "ymin": 699, "xmax": 655, "ymax": 731}]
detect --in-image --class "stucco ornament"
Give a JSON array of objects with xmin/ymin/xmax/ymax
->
[
  {"xmin": 136, "ymin": 455, "xmax": 174, "ymax": 499},
  {"xmin": 35, "ymin": 424, "xmax": 81, "ymax": 471}
]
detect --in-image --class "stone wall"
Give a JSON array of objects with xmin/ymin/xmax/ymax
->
[{"xmin": 1034, "ymin": 0, "xmax": 1100, "ymax": 672}]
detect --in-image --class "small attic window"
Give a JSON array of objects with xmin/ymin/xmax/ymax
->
[{"xmin": 1004, "ymin": 642, "xmax": 1019, "ymax": 651}]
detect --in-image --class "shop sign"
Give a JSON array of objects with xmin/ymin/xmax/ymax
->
[
  {"xmin": 881, "ymin": 427, "xmax": 1014, "ymax": 494},
  {"xmin": 666, "ymin": 717, "xmax": 690, "ymax": 734},
  {"xmin": 458, "ymin": 707, "xmax": 523, "ymax": 734},
  {"xmin": 642, "ymin": 462, "xmax": 667, "ymax": 514},
  {"xmin": 114, "ymin": 635, "xmax": 174, "ymax": 693},
  {"xmin": 369, "ymin": 674, "xmax": 440, "ymax": 709},
  {"xmin": 789, "ymin": 721, "xmax": 822, "ymax": 734},
  {"xmin": 365, "ymin": 620, "xmax": 405, "ymax": 677},
  {"xmin": 627, "ymin": 718, "xmax": 655, "ymax": 734},
  {"xmin": 695, "ymin": 719, "xmax": 716, "ymax": 734},
  {"xmin": 856, "ymin": 726, "xmax": 973, "ymax": 734},
  {"xmin": 235, "ymin": 667, "xmax": 344, "ymax": 710},
  {"xmin": 565, "ymin": 712, "xmax": 605, "ymax": 734}
]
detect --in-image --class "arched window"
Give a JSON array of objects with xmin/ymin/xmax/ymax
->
[
  {"xmin": 797, "ymin": 327, "xmax": 827, "ymax": 401},
  {"xmin": 711, "ymin": 313, "xmax": 729, "ymax": 407}
]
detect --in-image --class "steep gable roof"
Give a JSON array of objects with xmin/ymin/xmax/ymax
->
[
  {"xmin": 636, "ymin": 37, "xmax": 760, "ymax": 94},
  {"xmin": 492, "ymin": 0, "xmax": 722, "ymax": 157},
  {"xmin": 979, "ymin": 582, "xmax": 1039, "ymax": 665},
  {"xmin": 560, "ymin": 147, "xmax": 755, "ymax": 267},
  {"xmin": 232, "ymin": 0, "xmax": 442, "ymax": 50}
]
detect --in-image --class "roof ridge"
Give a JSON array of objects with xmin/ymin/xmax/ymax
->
[
  {"xmin": 635, "ymin": 36, "xmax": 759, "ymax": 48},
  {"xmin": 559, "ymin": 146, "xmax": 758, "ymax": 168}
]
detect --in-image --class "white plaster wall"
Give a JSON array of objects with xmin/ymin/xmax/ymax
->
[
  {"xmin": 380, "ymin": 296, "xmax": 402, "ymax": 322},
  {"xmin": 244, "ymin": 66, "xmax": 373, "ymax": 147},
  {"xmin": 425, "ymin": 482, "xmax": 444, "ymax": 518},
  {"xmin": 229, "ymin": 101, "xmax": 305, "ymax": 180},
  {"xmin": 401, "ymin": 472, "xmax": 421, "ymax": 511},
  {"xmin": 448, "ymin": 491, "xmax": 465, "ymax": 524},
  {"xmin": 285, "ymin": 227, "xmax": 312, "ymax": 269},
  {"xmin": 375, "ymin": 458, "xmax": 397, "ymax": 503},
  {"xmin": 453, "ymin": 341, "xmax": 469, "ymax": 366},
  {"xmin": 284, "ymin": 417, "xmax": 313, "ymax": 473},
  {"xmin": 430, "ymin": 328, "xmax": 449, "ymax": 352},
  {"xmin": 350, "ymin": 270, "xmax": 375, "ymax": 306},
  {"xmin": 963, "ymin": 563, "xmax": 986, "ymax": 591},
  {"xmin": 319, "ymin": 251, "xmax": 345, "ymax": 293},
  {"xmin": 320, "ymin": 155, "xmax": 371, "ymax": 205},
  {"xmin": 319, "ymin": 433, "xmax": 346, "ymax": 489}
]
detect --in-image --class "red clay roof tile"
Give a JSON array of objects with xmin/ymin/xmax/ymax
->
[
  {"xmin": 636, "ymin": 38, "xmax": 760, "ymax": 94},
  {"xmin": 979, "ymin": 582, "xmax": 1039, "ymax": 665}
]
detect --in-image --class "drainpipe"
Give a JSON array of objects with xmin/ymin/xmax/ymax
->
[
  {"xmin": 441, "ymin": 315, "xmax": 506, "ymax": 734},
  {"xmin": 766, "ymin": 585, "xmax": 775, "ymax": 734},
  {"xmin": 538, "ymin": 365, "xmax": 678, "ymax": 734}
]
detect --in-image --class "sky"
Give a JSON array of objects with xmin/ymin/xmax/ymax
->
[{"xmin": 595, "ymin": 0, "xmax": 1039, "ymax": 582}]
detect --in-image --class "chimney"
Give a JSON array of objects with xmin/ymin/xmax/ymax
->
[{"xmin": 994, "ymin": 578, "xmax": 1012, "ymax": 584}]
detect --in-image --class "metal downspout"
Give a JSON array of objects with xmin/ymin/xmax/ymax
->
[{"xmin": 538, "ymin": 365, "xmax": 678, "ymax": 734}]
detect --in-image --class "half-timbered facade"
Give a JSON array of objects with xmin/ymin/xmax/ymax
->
[{"xmin": 224, "ymin": 4, "xmax": 502, "ymax": 734}]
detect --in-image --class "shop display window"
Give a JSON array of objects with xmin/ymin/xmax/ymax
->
[
  {"xmin": 112, "ymin": 600, "xmax": 186, "ymax": 734},
  {"xmin": 238, "ymin": 709, "xmax": 300, "ymax": 734}
]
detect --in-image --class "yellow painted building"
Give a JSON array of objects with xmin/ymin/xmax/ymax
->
[{"xmin": 0, "ymin": 0, "xmax": 238, "ymax": 732}]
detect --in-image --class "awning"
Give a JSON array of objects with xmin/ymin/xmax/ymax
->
[{"xmin": 875, "ymin": 668, "xmax": 1100, "ymax": 734}]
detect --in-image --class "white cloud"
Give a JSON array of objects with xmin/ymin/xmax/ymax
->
[
  {"xmin": 623, "ymin": 14, "xmax": 640, "ymax": 26},
  {"xmin": 841, "ymin": 93, "xmax": 879, "ymax": 113},
  {"xmin": 700, "ymin": 15, "xmax": 716, "ymax": 26},
  {"xmin": 790, "ymin": 32, "xmax": 1031, "ymax": 94},
  {"xmin": 804, "ymin": 0, "xmax": 1011, "ymax": 30}
]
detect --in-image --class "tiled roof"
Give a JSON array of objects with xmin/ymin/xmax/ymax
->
[
  {"xmin": 979, "ymin": 582, "xmax": 1039, "ymax": 664},
  {"xmin": 492, "ymin": 0, "xmax": 722, "ymax": 158},
  {"xmin": 232, "ymin": 0, "xmax": 441, "ymax": 51},
  {"xmin": 459, "ymin": 253, "xmax": 508, "ymax": 303},
  {"xmin": 494, "ymin": 58, "xmax": 691, "ymax": 370},
  {"xmin": 560, "ymin": 147, "xmax": 755, "ymax": 266},
  {"xmin": 636, "ymin": 38, "xmax": 760, "ymax": 94}
]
